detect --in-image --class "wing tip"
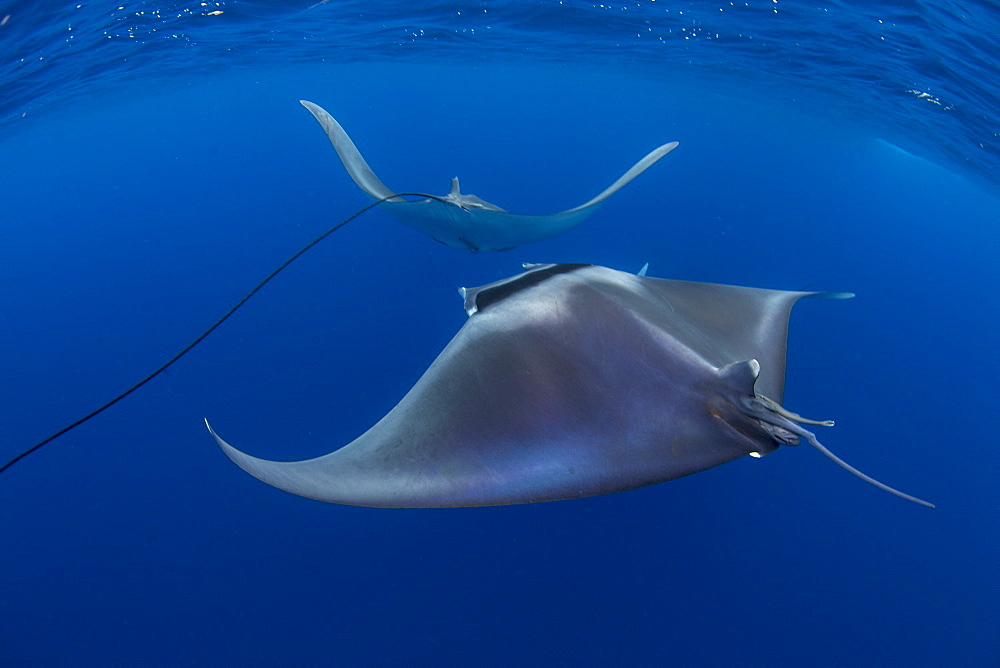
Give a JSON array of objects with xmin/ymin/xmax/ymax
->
[{"xmin": 204, "ymin": 418, "xmax": 248, "ymax": 463}]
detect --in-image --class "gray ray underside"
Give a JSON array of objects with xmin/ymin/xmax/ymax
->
[
  {"xmin": 300, "ymin": 100, "xmax": 678, "ymax": 251},
  {"xmin": 208, "ymin": 266, "xmax": 833, "ymax": 507}
]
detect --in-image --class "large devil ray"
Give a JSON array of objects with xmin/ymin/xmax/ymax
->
[
  {"xmin": 300, "ymin": 100, "xmax": 678, "ymax": 252},
  {"xmin": 207, "ymin": 264, "xmax": 933, "ymax": 509}
]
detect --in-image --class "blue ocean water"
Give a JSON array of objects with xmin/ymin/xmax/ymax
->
[{"xmin": 1, "ymin": 2, "xmax": 998, "ymax": 666}]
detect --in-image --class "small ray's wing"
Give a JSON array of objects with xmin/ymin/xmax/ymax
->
[
  {"xmin": 300, "ymin": 100, "xmax": 402, "ymax": 201},
  {"xmin": 562, "ymin": 141, "xmax": 679, "ymax": 213}
]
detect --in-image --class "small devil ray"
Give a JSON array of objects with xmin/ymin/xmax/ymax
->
[
  {"xmin": 300, "ymin": 100, "xmax": 679, "ymax": 252},
  {"xmin": 0, "ymin": 194, "xmax": 436, "ymax": 476},
  {"xmin": 207, "ymin": 263, "xmax": 934, "ymax": 509}
]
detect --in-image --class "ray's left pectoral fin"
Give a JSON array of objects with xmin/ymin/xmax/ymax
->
[
  {"xmin": 205, "ymin": 419, "xmax": 265, "ymax": 481},
  {"xmin": 299, "ymin": 100, "xmax": 402, "ymax": 202},
  {"xmin": 206, "ymin": 418, "xmax": 356, "ymax": 504}
]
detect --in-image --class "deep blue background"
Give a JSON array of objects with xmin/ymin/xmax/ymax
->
[{"xmin": 1, "ymin": 60, "xmax": 998, "ymax": 665}]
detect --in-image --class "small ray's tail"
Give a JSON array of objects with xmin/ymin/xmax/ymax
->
[{"xmin": 0, "ymin": 192, "xmax": 443, "ymax": 476}]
